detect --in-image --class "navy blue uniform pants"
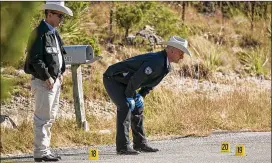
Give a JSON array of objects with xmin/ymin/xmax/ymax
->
[{"xmin": 103, "ymin": 76, "xmax": 147, "ymax": 151}]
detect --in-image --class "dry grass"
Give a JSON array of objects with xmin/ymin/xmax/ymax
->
[
  {"xmin": 1, "ymin": 85, "xmax": 270, "ymax": 154},
  {"xmin": 83, "ymin": 71, "xmax": 108, "ymax": 100},
  {"xmin": 61, "ymin": 75, "xmax": 73, "ymax": 102},
  {"xmin": 1, "ymin": 116, "xmax": 116, "ymax": 154},
  {"xmin": 1, "ymin": 69, "xmax": 31, "ymax": 104},
  {"xmin": 1, "ymin": 120, "xmax": 33, "ymax": 154},
  {"xmin": 189, "ymin": 36, "xmax": 228, "ymax": 73},
  {"xmin": 51, "ymin": 115, "xmax": 116, "ymax": 147},
  {"xmin": 144, "ymin": 87, "xmax": 271, "ymax": 136}
]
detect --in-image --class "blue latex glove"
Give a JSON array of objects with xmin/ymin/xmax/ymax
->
[
  {"xmin": 135, "ymin": 94, "xmax": 144, "ymax": 108},
  {"xmin": 126, "ymin": 98, "xmax": 135, "ymax": 111}
]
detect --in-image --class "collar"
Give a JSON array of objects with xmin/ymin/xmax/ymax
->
[
  {"xmin": 43, "ymin": 19, "xmax": 56, "ymax": 34},
  {"xmin": 166, "ymin": 56, "xmax": 170, "ymax": 68},
  {"xmin": 162, "ymin": 49, "xmax": 171, "ymax": 71}
]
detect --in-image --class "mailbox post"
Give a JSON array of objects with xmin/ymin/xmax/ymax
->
[{"xmin": 63, "ymin": 45, "xmax": 101, "ymax": 131}]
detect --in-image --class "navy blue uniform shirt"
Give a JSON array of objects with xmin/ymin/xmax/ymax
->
[{"xmin": 104, "ymin": 50, "xmax": 171, "ymax": 98}]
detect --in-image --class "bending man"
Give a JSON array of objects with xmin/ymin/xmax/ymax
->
[{"xmin": 103, "ymin": 36, "xmax": 192, "ymax": 155}]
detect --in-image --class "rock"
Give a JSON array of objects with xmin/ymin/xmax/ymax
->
[
  {"xmin": 126, "ymin": 34, "xmax": 136, "ymax": 45},
  {"xmin": 106, "ymin": 43, "xmax": 116, "ymax": 53},
  {"xmin": 0, "ymin": 115, "xmax": 17, "ymax": 129},
  {"xmin": 135, "ymin": 25, "xmax": 164, "ymax": 45},
  {"xmin": 16, "ymin": 69, "xmax": 25, "ymax": 76}
]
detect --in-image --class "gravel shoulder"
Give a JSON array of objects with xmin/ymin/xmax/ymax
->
[{"xmin": 1, "ymin": 132, "xmax": 271, "ymax": 163}]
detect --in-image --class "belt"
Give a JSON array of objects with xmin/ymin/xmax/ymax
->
[{"xmin": 32, "ymin": 73, "xmax": 61, "ymax": 81}]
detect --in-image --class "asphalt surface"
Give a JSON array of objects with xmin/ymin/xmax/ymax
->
[{"xmin": 1, "ymin": 132, "xmax": 271, "ymax": 163}]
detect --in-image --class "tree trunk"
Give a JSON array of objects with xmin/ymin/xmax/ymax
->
[
  {"xmin": 182, "ymin": 2, "xmax": 186, "ymax": 23},
  {"xmin": 220, "ymin": 1, "xmax": 224, "ymax": 25},
  {"xmin": 263, "ymin": 2, "xmax": 268, "ymax": 19},
  {"xmin": 109, "ymin": 2, "xmax": 114, "ymax": 43},
  {"xmin": 125, "ymin": 28, "xmax": 129, "ymax": 38},
  {"xmin": 109, "ymin": 9, "xmax": 113, "ymax": 35},
  {"xmin": 251, "ymin": 2, "xmax": 255, "ymax": 30}
]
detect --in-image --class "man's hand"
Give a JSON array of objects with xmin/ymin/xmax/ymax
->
[
  {"xmin": 45, "ymin": 77, "xmax": 54, "ymax": 90},
  {"xmin": 135, "ymin": 94, "xmax": 144, "ymax": 108},
  {"xmin": 126, "ymin": 98, "xmax": 135, "ymax": 112}
]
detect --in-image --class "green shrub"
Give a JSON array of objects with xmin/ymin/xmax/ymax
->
[
  {"xmin": 204, "ymin": 48, "xmax": 224, "ymax": 72},
  {"xmin": 1, "ymin": 2, "xmax": 38, "ymax": 68},
  {"xmin": 115, "ymin": 4, "xmax": 143, "ymax": 37},
  {"xmin": 66, "ymin": 2, "xmax": 90, "ymax": 18},
  {"xmin": 0, "ymin": 76, "xmax": 12, "ymax": 103},
  {"xmin": 237, "ymin": 47, "xmax": 269, "ymax": 76},
  {"xmin": 88, "ymin": 36, "xmax": 101, "ymax": 56},
  {"xmin": 190, "ymin": 36, "xmax": 225, "ymax": 73},
  {"xmin": 140, "ymin": 3, "xmax": 188, "ymax": 39}
]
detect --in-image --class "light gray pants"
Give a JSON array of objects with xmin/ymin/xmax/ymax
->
[{"xmin": 31, "ymin": 78, "xmax": 61, "ymax": 158}]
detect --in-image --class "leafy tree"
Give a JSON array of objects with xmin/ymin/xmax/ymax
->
[
  {"xmin": 115, "ymin": 4, "xmax": 143, "ymax": 37},
  {"xmin": 137, "ymin": 1, "xmax": 156, "ymax": 12},
  {"xmin": 65, "ymin": 2, "xmax": 89, "ymax": 18},
  {"xmin": 1, "ymin": 2, "xmax": 39, "ymax": 66},
  {"xmin": 140, "ymin": 2, "xmax": 188, "ymax": 39},
  {"xmin": 60, "ymin": 2, "xmax": 101, "ymax": 55},
  {"xmin": 1, "ymin": 2, "xmax": 38, "ymax": 101},
  {"xmin": 181, "ymin": 2, "xmax": 187, "ymax": 22}
]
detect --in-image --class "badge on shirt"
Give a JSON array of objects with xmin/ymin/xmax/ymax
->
[
  {"xmin": 46, "ymin": 47, "xmax": 58, "ymax": 54},
  {"xmin": 144, "ymin": 67, "xmax": 152, "ymax": 75},
  {"xmin": 46, "ymin": 47, "xmax": 53, "ymax": 53},
  {"xmin": 52, "ymin": 47, "xmax": 58, "ymax": 53}
]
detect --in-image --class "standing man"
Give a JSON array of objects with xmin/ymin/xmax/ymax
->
[
  {"xmin": 103, "ymin": 36, "xmax": 192, "ymax": 155},
  {"xmin": 24, "ymin": 1, "xmax": 73, "ymax": 162}
]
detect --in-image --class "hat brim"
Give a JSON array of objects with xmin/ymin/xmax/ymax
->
[
  {"xmin": 43, "ymin": 4, "xmax": 73, "ymax": 16},
  {"xmin": 161, "ymin": 41, "xmax": 191, "ymax": 56}
]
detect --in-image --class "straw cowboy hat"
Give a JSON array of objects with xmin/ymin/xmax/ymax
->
[
  {"xmin": 161, "ymin": 36, "xmax": 192, "ymax": 56},
  {"xmin": 43, "ymin": 1, "xmax": 73, "ymax": 16}
]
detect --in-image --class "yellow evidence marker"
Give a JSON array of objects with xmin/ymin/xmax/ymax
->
[
  {"xmin": 221, "ymin": 142, "xmax": 230, "ymax": 153},
  {"xmin": 235, "ymin": 144, "xmax": 245, "ymax": 156},
  {"xmin": 89, "ymin": 148, "xmax": 99, "ymax": 160}
]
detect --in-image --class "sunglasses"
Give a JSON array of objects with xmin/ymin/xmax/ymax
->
[{"xmin": 51, "ymin": 12, "xmax": 64, "ymax": 19}]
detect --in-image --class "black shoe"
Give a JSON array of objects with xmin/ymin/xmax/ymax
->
[
  {"xmin": 134, "ymin": 144, "xmax": 159, "ymax": 152},
  {"xmin": 34, "ymin": 154, "xmax": 61, "ymax": 162},
  {"xmin": 117, "ymin": 146, "xmax": 140, "ymax": 155}
]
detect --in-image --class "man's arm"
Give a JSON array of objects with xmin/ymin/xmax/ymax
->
[
  {"xmin": 28, "ymin": 31, "xmax": 51, "ymax": 81},
  {"xmin": 138, "ymin": 87, "xmax": 154, "ymax": 97},
  {"xmin": 125, "ymin": 62, "xmax": 157, "ymax": 98}
]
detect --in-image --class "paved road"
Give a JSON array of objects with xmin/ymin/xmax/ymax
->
[{"xmin": 1, "ymin": 132, "xmax": 271, "ymax": 163}]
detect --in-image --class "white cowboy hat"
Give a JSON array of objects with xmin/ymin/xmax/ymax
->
[
  {"xmin": 43, "ymin": 1, "xmax": 73, "ymax": 16},
  {"xmin": 161, "ymin": 36, "xmax": 192, "ymax": 56}
]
